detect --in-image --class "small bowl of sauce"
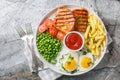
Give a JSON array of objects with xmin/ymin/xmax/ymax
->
[{"xmin": 64, "ymin": 31, "xmax": 84, "ymax": 51}]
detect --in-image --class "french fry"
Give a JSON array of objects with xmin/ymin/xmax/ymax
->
[
  {"xmin": 84, "ymin": 25, "xmax": 91, "ymax": 39},
  {"xmin": 95, "ymin": 47, "xmax": 100, "ymax": 58},
  {"xmin": 103, "ymin": 39, "xmax": 106, "ymax": 47},
  {"xmin": 96, "ymin": 40, "xmax": 103, "ymax": 47},
  {"xmin": 91, "ymin": 26, "xmax": 96, "ymax": 35},
  {"xmin": 91, "ymin": 49, "xmax": 96, "ymax": 56},
  {"xmin": 92, "ymin": 30, "xmax": 98, "ymax": 38},
  {"xmin": 92, "ymin": 44, "xmax": 96, "ymax": 49},
  {"xmin": 95, "ymin": 35, "xmax": 105, "ymax": 40}
]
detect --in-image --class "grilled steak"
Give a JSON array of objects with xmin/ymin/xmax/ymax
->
[
  {"xmin": 55, "ymin": 6, "xmax": 75, "ymax": 33},
  {"xmin": 72, "ymin": 8, "xmax": 88, "ymax": 32}
]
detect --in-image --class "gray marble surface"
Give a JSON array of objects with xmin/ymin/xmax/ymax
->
[{"xmin": 0, "ymin": 0, "xmax": 120, "ymax": 80}]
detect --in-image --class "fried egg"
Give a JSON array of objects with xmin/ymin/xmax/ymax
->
[
  {"xmin": 79, "ymin": 52, "xmax": 93, "ymax": 71},
  {"xmin": 60, "ymin": 52, "xmax": 78, "ymax": 72}
]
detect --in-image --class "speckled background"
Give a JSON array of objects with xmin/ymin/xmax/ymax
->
[{"xmin": 0, "ymin": 0, "xmax": 120, "ymax": 80}]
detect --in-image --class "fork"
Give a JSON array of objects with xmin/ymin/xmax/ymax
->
[
  {"xmin": 15, "ymin": 25, "xmax": 34, "ymax": 72},
  {"xmin": 15, "ymin": 24, "xmax": 43, "ymax": 72},
  {"xmin": 15, "ymin": 25, "xmax": 26, "ymax": 40},
  {"xmin": 25, "ymin": 23, "xmax": 44, "ymax": 73}
]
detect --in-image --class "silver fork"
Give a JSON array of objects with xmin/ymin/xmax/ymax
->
[
  {"xmin": 15, "ymin": 25, "xmax": 26, "ymax": 40},
  {"xmin": 25, "ymin": 23, "xmax": 44, "ymax": 73},
  {"xmin": 15, "ymin": 25, "xmax": 33, "ymax": 72}
]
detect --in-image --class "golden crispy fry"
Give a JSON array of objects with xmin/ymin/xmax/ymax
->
[{"xmin": 84, "ymin": 25, "xmax": 91, "ymax": 39}]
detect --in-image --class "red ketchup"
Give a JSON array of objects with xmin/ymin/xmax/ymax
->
[{"xmin": 65, "ymin": 33, "xmax": 83, "ymax": 50}]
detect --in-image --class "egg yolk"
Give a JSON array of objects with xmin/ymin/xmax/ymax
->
[
  {"xmin": 63, "ymin": 59, "xmax": 77, "ymax": 71},
  {"xmin": 80, "ymin": 56, "xmax": 92, "ymax": 68}
]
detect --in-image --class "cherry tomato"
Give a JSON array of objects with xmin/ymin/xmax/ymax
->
[
  {"xmin": 38, "ymin": 23, "xmax": 48, "ymax": 33},
  {"xmin": 45, "ymin": 19, "xmax": 55, "ymax": 28},
  {"xmin": 49, "ymin": 26, "xmax": 58, "ymax": 36},
  {"xmin": 56, "ymin": 31, "xmax": 65, "ymax": 40}
]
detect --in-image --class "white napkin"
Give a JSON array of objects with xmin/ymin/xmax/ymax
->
[
  {"xmin": 106, "ymin": 33, "xmax": 113, "ymax": 53},
  {"xmin": 38, "ymin": 68, "xmax": 61, "ymax": 80}
]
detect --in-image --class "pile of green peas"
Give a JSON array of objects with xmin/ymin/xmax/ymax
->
[{"xmin": 36, "ymin": 31, "xmax": 62, "ymax": 64}]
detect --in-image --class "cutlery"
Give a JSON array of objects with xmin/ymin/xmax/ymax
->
[
  {"xmin": 15, "ymin": 24, "xmax": 44, "ymax": 74},
  {"xmin": 25, "ymin": 23, "xmax": 44, "ymax": 73},
  {"xmin": 15, "ymin": 25, "xmax": 26, "ymax": 40}
]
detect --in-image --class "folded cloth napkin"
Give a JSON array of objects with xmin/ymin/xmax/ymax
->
[
  {"xmin": 38, "ymin": 67, "xmax": 61, "ymax": 80},
  {"xmin": 106, "ymin": 33, "xmax": 113, "ymax": 53}
]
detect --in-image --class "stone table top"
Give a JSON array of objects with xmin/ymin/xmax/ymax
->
[{"xmin": 0, "ymin": 0, "xmax": 120, "ymax": 80}]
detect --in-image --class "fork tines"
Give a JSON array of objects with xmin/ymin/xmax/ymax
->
[
  {"xmin": 25, "ymin": 23, "xmax": 33, "ymax": 35},
  {"xmin": 15, "ymin": 25, "xmax": 26, "ymax": 38}
]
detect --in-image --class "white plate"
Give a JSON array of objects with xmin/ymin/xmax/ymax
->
[{"xmin": 34, "ymin": 5, "xmax": 108, "ymax": 76}]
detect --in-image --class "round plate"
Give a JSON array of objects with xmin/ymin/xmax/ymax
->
[{"xmin": 34, "ymin": 5, "xmax": 108, "ymax": 76}]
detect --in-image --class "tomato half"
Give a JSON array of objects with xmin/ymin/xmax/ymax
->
[
  {"xmin": 56, "ymin": 31, "xmax": 65, "ymax": 40},
  {"xmin": 49, "ymin": 26, "xmax": 58, "ymax": 36},
  {"xmin": 38, "ymin": 23, "xmax": 48, "ymax": 33},
  {"xmin": 45, "ymin": 19, "xmax": 55, "ymax": 28}
]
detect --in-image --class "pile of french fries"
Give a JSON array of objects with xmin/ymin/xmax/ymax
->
[{"xmin": 84, "ymin": 13, "xmax": 106, "ymax": 58}]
